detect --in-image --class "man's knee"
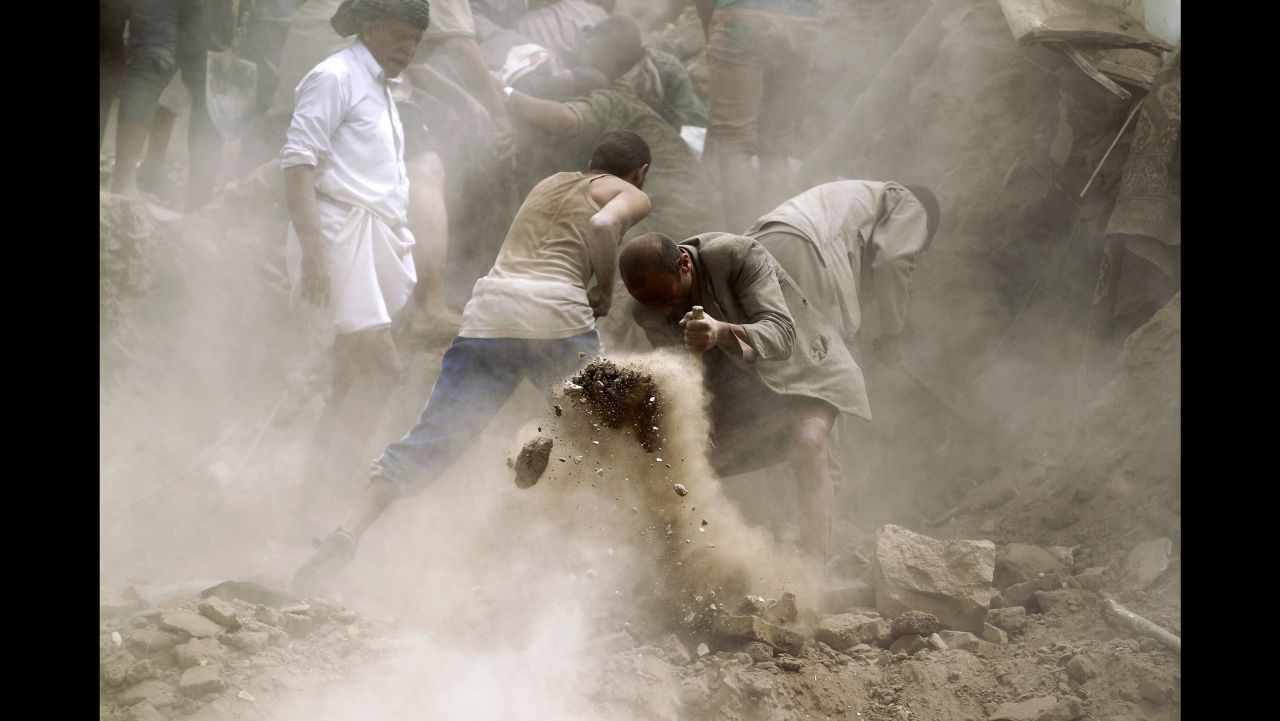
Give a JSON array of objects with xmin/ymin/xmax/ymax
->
[{"xmin": 788, "ymin": 417, "xmax": 831, "ymax": 468}]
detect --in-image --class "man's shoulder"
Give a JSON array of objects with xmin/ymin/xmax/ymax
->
[
  {"xmin": 305, "ymin": 45, "xmax": 360, "ymax": 82},
  {"xmin": 691, "ymin": 232, "xmax": 758, "ymax": 258}
]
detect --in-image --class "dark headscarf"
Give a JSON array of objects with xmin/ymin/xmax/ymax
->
[{"xmin": 331, "ymin": 0, "xmax": 431, "ymax": 37}]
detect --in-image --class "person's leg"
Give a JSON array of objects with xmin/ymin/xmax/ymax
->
[
  {"xmin": 300, "ymin": 326, "xmax": 403, "ymax": 527},
  {"xmin": 757, "ymin": 15, "xmax": 815, "ymax": 211},
  {"xmin": 138, "ymin": 106, "xmax": 177, "ymax": 194},
  {"xmin": 112, "ymin": 0, "xmax": 181, "ymax": 195},
  {"xmin": 706, "ymin": 7, "xmax": 766, "ymax": 232},
  {"xmin": 101, "ymin": 0, "xmax": 136, "ymax": 146},
  {"xmin": 788, "ymin": 399, "xmax": 839, "ymax": 567},
  {"xmin": 178, "ymin": 0, "xmax": 222, "ymax": 210},
  {"xmin": 293, "ymin": 336, "xmax": 526, "ymax": 593},
  {"xmin": 406, "ymin": 151, "xmax": 458, "ymax": 334}
]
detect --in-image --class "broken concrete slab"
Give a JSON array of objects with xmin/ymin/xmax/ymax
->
[
  {"xmin": 127, "ymin": 627, "xmax": 182, "ymax": 656},
  {"xmin": 872, "ymin": 524, "xmax": 995, "ymax": 633},
  {"xmin": 199, "ymin": 597, "xmax": 241, "ymax": 629},
  {"xmin": 100, "ymin": 650, "xmax": 138, "ymax": 687},
  {"xmin": 254, "ymin": 605, "xmax": 284, "ymax": 627},
  {"xmin": 1120, "ymin": 538, "xmax": 1172, "ymax": 591},
  {"xmin": 657, "ymin": 634, "xmax": 692, "ymax": 665},
  {"xmin": 1003, "ymin": 575, "xmax": 1064, "ymax": 608},
  {"xmin": 712, "ymin": 615, "xmax": 806, "ymax": 656},
  {"xmin": 175, "ymin": 638, "xmax": 227, "ymax": 670},
  {"xmin": 223, "ymin": 630, "xmax": 269, "ymax": 654},
  {"xmin": 160, "ymin": 610, "xmax": 224, "ymax": 639},
  {"xmin": 987, "ymin": 695, "xmax": 1057, "ymax": 721},
  {"xmin": 891, "ymin": 610, "xmax": 940, "ymax": 639},
  {"xmin": 117, "ymin": 679, "xmax": 179, "ymax": 708},
  {"xmin": 200, "ymin": 580, "xmax": 298, "ymax": 608},
  {"xmin": 982, "ymin": 623, "xmax": 1008, "ymax": 645},
  {"xmin": 995, "ymin": 543, "xmax": 1066, "ymax": 587},
  {"xmin": 987, "ymin": 606, "xmax": 1027, "ymax": 633},
  {"xmin": 179, "ymin": 663, "xmax": 226, "ymax": 697},
  {"xmin": 763, "ymin": 592, "xmax": 798, "ymax": 625},
  {"xmin": 814, "ymin": 613, "xmax": 891, "ymax": 650}
]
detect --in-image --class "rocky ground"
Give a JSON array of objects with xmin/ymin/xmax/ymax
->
[{"xmin": 101, "ymin": 2, "xmax": 1179, "ymax": 719}]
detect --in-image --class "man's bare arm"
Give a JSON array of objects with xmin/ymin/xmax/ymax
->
[
  {"xmin": 284, "ymin": 165, "xmax": 329, "ymax": 307},
  {"xmin": 506, "ymin": 89, "xmax": 582, "ymax": 136},
  {"xmin": 586, "ymin": 180, "xmax": 652, "ymax": 317}
]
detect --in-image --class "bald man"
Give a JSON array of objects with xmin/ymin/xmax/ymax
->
[{"xmin": 620, "ymin": 232, "xmax": 870, "ymax": 568}]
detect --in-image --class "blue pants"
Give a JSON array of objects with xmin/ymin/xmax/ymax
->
[{"xmin": 373, "ymin": 331, "xmax": 600, "ymax": 495}]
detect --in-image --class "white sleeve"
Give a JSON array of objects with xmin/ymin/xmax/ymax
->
[{"xmin": 280, "ymin": 67, "xmax": 348, "ymax": 169}]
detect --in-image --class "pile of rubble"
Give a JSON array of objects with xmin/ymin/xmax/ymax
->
[{"xmin": 99, "ymin": 581, "xmax": 378, "ymax": 721}]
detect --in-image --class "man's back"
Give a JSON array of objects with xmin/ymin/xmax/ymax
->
[{"xmin": 459, "ymin": 171, "xmax": 607, "ymax": 340}]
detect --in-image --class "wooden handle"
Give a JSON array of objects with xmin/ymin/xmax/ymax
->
[{"xmin": 690, "ymin": 306, "xmax": 705, "ymax": 370}]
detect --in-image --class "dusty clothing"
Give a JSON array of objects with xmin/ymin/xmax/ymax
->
[
  {"xmin": 515, "ymin": 0, "xmax": 608, "ymax": 64},
  {"xmin": 616, "ymin": 47, "xmax": 709, "ymax": 129},
  {"xmin": 565, "ymin": 89, "xmax": 723, "ymax": 239},
  {"xmin": 423, "ymin": 0, "xmax": 477, "ymax": 40},
  {"xmin": 459, "ymin": 172, "xmax": 612, "ymax": 340},
  {"xmin": 633, "ymin": 232, "xmax": 871, "ymax": 418},
  {"xmin": 747, "ymin": 181, "xmax": 931, "ymax": 341},
  {"xmin": 281, "ymin": 40, "xmax": 417, "ymax": 343},
  {"xmin": 706, "ymin": 3, "xmax": 819, "ymax": 157}
]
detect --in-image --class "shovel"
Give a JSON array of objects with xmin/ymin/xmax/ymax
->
[{"xmin": 206, "ymin": 23, "xmax": 258, "ymax": 140}]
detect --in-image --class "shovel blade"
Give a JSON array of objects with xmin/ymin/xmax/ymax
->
[{"xmin": 206, "ymin": 50, "xmax": 258, "ymax": 139}]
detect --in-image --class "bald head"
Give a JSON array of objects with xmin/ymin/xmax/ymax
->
[{"xmin": 620, "ymin": 233, "xmax": 692, "ymax": 316}]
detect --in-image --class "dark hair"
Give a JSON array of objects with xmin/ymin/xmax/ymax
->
[
  {"xmin": 589, "ymin": 130, "xmax": 650, "ymax": 177},
  {"xmin": 903, "ymin": 184, "xmax": 941, "ymax": 245},
  {"xmin": 620, "ymin": 233, "xmax": 681, "ymax": 290},
  {"xmin": 579, "ymin": 15, "xmax": 643, "ymax": 78}
]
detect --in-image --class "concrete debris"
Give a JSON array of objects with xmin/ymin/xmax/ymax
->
[
  {"xmin": 740, "ymin": 641, "xmax": 774, "ymax": 663},
  {"xmin": 1120, "ymin": 538, "xmax": 1172, "ymax": 591},
  {"xmin": 102, "ymin": 598, "xmax": 146, "ymax": 619},
  {"xmin": 1033, "ymin": 589, "xmax": 1092, "ymax": 614},
  {"xmin": 514, "ymin": 437, "xmax": 554, "ymax": 489},
  {"xmin": 254, "ymin": 605, "xmax": 283, "ymax": 627},
  {"xmin": 1002, "ymin": 575, "xmax": 1063, "ymax": 609},
  {"xmin": 1065, "ymin": 654, "xmax": 1099, "ymax": 683},
  {"xmin": 994, "ymin": 543, "xmax": 1066, "ymax": 588},
  {"xmin": 711, "ymin": 614, "xmax": 806, "ymax": 656},
  {"xmin": 987, "ymin": 695, "xmax": 1057, "ymax": 721},
  {"xmin": 819, "ymin": 580, "xmax": 875, "ymax": 612},
  {"xmin": 775, "ymin": 656, "xmax": 804, "ymax": 672},
  {"xmin": 223, "ymin": 630, "xmax": 270, "ymax": 654},
  {"xmin": 695, "ymin": 642, "xmax": 710, "ymax": 657},
  {"xmin": 888, "ymin": 634, "xmax": 928, "ymax": 655},
  {"xmin": 174, "ymin": 638, "xmax": 227, "ymax": 670},
  {"xmin": 1038, "ymin": 698, "xmax": 1086, "ymax": 721},
  {"xmin": 127, "ymin": 627, "xmax": 182, "ymax": 656},
  {"xmin": 986, "ymin": 606, "xmax": 1026, "ymax": 633},
  {"xmin": 890, "ymin": 610, "xmax": 940, "ymax": 639},
  {"xmin": 814, "ymin": 612, "xmax": 891, "ymax": 650},
  {"xmin": 674, "ymin": 483, "xmax": 689, "ymax": 496},
  {"xmin": 178, "ymin": 663, "xmax": 226, "ymax": 697},
  {"xmin": 981, "ymin": 623, "xmax": 1008, "ymax": 645},
  {"xmin": 657, "ymin": 634, "xmax": 692, "ymax": 665},
  {"xmin": 872, "ymin": 524, "xmax": 996, "ymax": 633},
  {"xmin": 117, "ymin": 680, "xmax": 179, "ymax": 709},
  {"xmin": 160, "ymin": 611, "xmax": 224, "ymax": 639},
  {"xmin": 926, "ymin": 632, "xmax": 948, "ymax": 651},
  {"xmin": 127, "ymin": 703, "xmax": 167, "ymax": 721},
  {"xmin": 1070, "ymin": 566, "xmax": 1110, "ymax": 591},
  {"xmin": 763, "ymin": 592, "xmax": 798, "ymax": 625},
  {"xmin": 198, "ymin": 597, "xmax": 240, "ymax": 629},
  {"xmin": 199, "ymin": 580, "xmax": 298, "ymax": 608}
]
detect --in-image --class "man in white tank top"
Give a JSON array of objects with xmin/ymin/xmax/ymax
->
[{"xmin": 293, "ymin": 130, "xmax": 653, "ymax": 593}]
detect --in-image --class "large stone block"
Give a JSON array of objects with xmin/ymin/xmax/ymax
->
[{"xmin": 872, "ymin": 525, "xmax": 995, "ymax": 633}]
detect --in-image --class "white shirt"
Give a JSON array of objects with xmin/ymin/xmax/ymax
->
[{"xmin": 281, "ymin": 39, "xmax": 409, "ymax": 226}]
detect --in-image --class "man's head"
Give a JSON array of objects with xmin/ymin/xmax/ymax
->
[
  {"xmin": 331, "ymin": 0, "xmax": 431, "ymax": 78},
  {"xmin": 577, "ymin": 16, "xmax": 644, "ymax": 79},
  {"xmin": 619, "ymin": 233, "xmax": 694, "ymax": 319},
  {"xmin": 902, "ymin": 184, "xmax": 942, "ymax": 249},
  {"xmin": 588, "ymin": 130, "xmax": 650, "ymax": 189}
]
